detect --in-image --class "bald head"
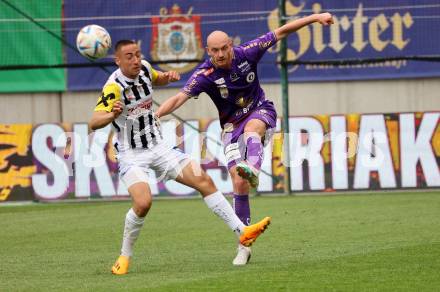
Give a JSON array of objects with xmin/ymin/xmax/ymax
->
[
  {"xmin": 206, "ymin": 30, "xmax": 230, "ymax": 48},
  {"xmin": 206, "ymin": 30, "xmax": 233, "ymax": 69}
]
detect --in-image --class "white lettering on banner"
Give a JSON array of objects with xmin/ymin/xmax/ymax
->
[
  {"xmin": 184, "ymin": 121, "xmax": 202, "ymax": 163},
  {"xmin": 32, "ymin": 124, "xmax": 69, "ymax": 199},
  {"xmin": 161, "ymin": 119, "xmax": 178, "ymax": 148},
  {"xmin": 330, "ymin": 116, "xmax": 349, "ymax": 189},
  {"xmin": 27, "ymin": 112, "xmax": 438, "ymax": 200},
  {"xmin": 205, "ymin": 120, "xmax": 233, "ymax": 193},
  {"xmin": 400, "ymin": 113, "xmax": 440, "ymax": 187},
  {"xmin": 153, "ymin": 120, "xmax": 180, "ymax": 195},
  {"xmin": 164, "ymin": 120, "xmax": 200, "ymax": 196},
  {"xmin": 74, "ymin": 124, "xmax": 115, "ymax": 197},
  {"xmin": 369, "ymin": 14, "xmax": 390, "ymax": 52},
  {"xmin": 289, "ymin": 117, "xmax": 325, "ymax": 191},
  {"xmin": 258, "ymin": 143, "xmax": 274, "ymax": 192},
  {"xmin": 268, "ymin": 2, "xmax": 414, "ymax": 62},
  {"xmin": 354, "ymin": 115, "xmax": 396, "ymax": 189},
  {"xmin": 116, "ymin": 176, "xmax": 129, "ymax": 196}
]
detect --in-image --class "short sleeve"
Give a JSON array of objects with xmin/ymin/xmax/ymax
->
[
  {"xmin": 181, "ymin": 68, "xmax": 210, "ymax": 98},
  {"xmin": 241, "ymin": 31, "xmax": 278, "ymax": 63},
  {"xmin": 94, "ymin": 83, "xmax": 121, "ymax": 112},
  {"xmin": 141, "ymin": 60, "xmax": 158, "ymax": 82},
  {"xmin": 150, "ymin": 67, "xmax": 159, "ymax": 82}
]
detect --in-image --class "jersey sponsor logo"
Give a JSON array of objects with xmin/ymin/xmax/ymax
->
[
  {"xmin": 234, "ymin": 101, "xmax": 253, "ymax": 116},
  {"xmin": 246, "ymin": 72, "xmax": 255, "ymax": 83},
  {"xmin": 97, "ymin": 92, "xmax": 116, "ymax": 107},
  {"xmin": 214, "ymin": 78, "xmax": 225, "ymax": 85},
  {"xmin": 243, "ymin": 42, "xmax": 258, "ymax": 50},
  {"xmin": 259, "ymin": 40, "xmax": 273, "ymax": 49},
  {"xmin": 230, "ymin": 72, "xmax": 240, "ymax": 82},
  {"xmin": 150, "ymin": 4, "xmax": 204, "ymax": 74},
  {"xmin": 127, "ymin": 99, "xmax": 153, "ymax": 117},
  {"xmin": 238, "ymin": 61, "xmax": 249, "ymax": 69},
  {"xmin": 194, "ymin": 69, "xmax": 206, "ymax": 76},
  {"xmin": 204, "ymin": 67, "xmax": 214, "ymax": 76},
  {"xmin": 184, "ymin": 78, "xmax": 198, "ymax": 94},
  {"xmin": 238, "ymin": 61, "xmax": 250, "ymax": 73}
]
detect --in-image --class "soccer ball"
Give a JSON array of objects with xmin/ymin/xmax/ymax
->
[{"xmin": 76, "ymin": 24, "xmax": 111, "ymax": 60}]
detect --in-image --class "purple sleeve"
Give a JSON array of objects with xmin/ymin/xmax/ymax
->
[
  {"xmin": 241, "ymin": 31, "xmax": 278, "ymax": 63},
  {"xmin": 181, "ymin": 68, "xmax": 211, "ymax": 98}
]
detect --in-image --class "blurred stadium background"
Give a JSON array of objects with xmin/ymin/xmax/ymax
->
[
  {"xmin": 0, "ymin": 0, "xmax": 438, "ymax": 200},
  {"xmin": 0, "ymin": 0, "xmax": 439, "ymax": 290}
]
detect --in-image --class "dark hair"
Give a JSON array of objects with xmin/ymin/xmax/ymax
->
[{"xmin": 115, "ymin": 40, "xmax": 136, "ymax": 52}]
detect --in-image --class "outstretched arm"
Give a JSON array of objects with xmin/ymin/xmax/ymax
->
[
  {"xmin": 153, "ymin": 70, "xmax": 180, "ymax": 86},
  {"xmin": 274, "ymin": 12, "xmax": 333, "ymax": 40},
  {"xmin": 155, "ymin": 91, "xmax": 190, "ymax": 118}
]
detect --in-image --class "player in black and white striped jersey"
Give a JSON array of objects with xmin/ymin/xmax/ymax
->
[
  {"xmin": 97, "ymin": 59, "xmax": 162, "ymax": 151},
  {"xmin": 89, "ymin": 40, "xmax": 271, "ymax": 275}
]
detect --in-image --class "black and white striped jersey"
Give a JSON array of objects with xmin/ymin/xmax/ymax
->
[{"xmin": 94, "ymin": 60, "xmax": 162, "ymax": 152}]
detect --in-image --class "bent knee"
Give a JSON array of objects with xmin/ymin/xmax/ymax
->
[
  {"xmin": 200, "ymin": 173, "xmax": 215, "ymax": 188},
  {"xmin": 196, "ymin": 173, "xmax": 217, "ymax": 195},
  {"xmin": 232, "ymin": 176, "xmax": 249, "ymax": 193},
  {"xmin": 134, "ymin": 199, "xmax": 152, "ymax": 217}
]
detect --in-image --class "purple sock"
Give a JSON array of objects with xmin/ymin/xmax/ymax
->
[
  {"xmin": 233, "ymin": 194, "xmax": 250, "ymax": 225},
  {"xmin": 245, "ymin": 135, "xmax": 264, "ymax": 171}
]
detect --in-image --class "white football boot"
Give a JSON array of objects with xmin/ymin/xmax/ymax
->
[{"xmin": 232, "ymin": 244, "xmax": 251, "ymax": 266}]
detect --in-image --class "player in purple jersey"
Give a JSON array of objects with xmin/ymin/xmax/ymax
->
[{"xmin": 156, "ymin": 12, "xmax": 333, "ymax": 265}]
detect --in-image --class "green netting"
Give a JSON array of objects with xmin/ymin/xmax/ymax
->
[{"xmin": 0, "ymin": 0, "xmax": 65, "ymax": 92}]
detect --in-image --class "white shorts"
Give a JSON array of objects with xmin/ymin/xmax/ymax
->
[{"xmin": 117, "ymin": 141, "xmax": 190, "ymax": 188}]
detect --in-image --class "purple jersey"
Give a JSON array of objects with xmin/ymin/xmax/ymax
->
[{"xmin": 182, "ymin": 31, "xmax": 278, "ymax": 128}]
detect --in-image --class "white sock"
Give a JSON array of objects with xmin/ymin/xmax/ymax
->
[
  {"xmin": 120, "ymin": 208, "xmax": 145, "ymax": 257},
  {"xmin": 204, "ymin": 191, "xmax": 245, "ymax": 237}
]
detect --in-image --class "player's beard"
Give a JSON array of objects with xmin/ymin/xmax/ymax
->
[{"xmin": 215, "ymin": 56, "xmax": 231, "ymax": 69}]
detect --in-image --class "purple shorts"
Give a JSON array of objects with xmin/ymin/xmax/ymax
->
[{"xmin": 222, "ymin": 100, "xmax": 277, "ymax": 169}]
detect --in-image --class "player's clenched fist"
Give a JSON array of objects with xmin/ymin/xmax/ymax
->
[
  {"xmin": 317, "ymin": 12, "xmax": 333, "ymax": 26},
  {"xmin": 164, "ymin": 71, "xmax": 180, "ymax": 83},
  {"xmin": 112, "ymin": 101, "xmax": 123, "ymax": 118}
]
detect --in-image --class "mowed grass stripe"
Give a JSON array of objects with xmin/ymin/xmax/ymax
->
[{"xmin": 0, "ymin": 192, "xmax": 439, "ymax": 291}]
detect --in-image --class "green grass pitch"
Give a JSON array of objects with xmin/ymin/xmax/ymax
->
[{"xmin": 1, "ymin": 192, "xmax": 439, "ymax": 291}]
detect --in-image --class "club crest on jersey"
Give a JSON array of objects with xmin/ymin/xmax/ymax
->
[
  {"xmin": 218, "ymin": 85, "xmax": 229, "ymax": 98},
  {"xmin": 150, "ymin": 4, "xmax": 204, "ymax": 73},
  {"xmin": 246, "ymin": 72, "xmax": 255, "ymax": 83}
]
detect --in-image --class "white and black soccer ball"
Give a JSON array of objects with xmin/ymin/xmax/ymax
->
[{"xmin": 76, "ymin": 24, "xmax": 111, "ymax": 60}]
